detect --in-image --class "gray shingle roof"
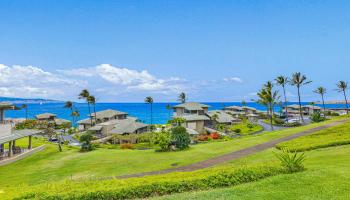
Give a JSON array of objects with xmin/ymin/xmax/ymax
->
[
  {"xmin": 90, "ymin": 109, "xmax": 127, "ymax": 119},
  {"xmin": 0, "ymin": 102, "xmax": 15, "ymax": 110},
  {"xmin": 180, "ymin": 114, "xmax": 210, "ymax": 121},
  {"xmin": 208, "ymin": 110, "xmax": 239, "ymax": 123},
  {"xmin": 35, "ymin": 113, "xmax": 56, "ymax": 120},
  {"xmin": 109, "ymin": 118, "xmax": 148, "ymax": 134},
  {"xmin": 173, "ymin": 102, "xmax": 210, "ymax": 111},
  {"xmin": 0, "ymin": 129, "xmax": 40, "ymax": 144},
  {"xmin": 77, "ymin": 118, "xmax": 92, "ymax": 124},
  {"xmin": 224, "ymin": 106, "xmax": 243, "ymax": 111}
]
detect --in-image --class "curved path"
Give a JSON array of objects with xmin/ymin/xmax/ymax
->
[{"xmin": 117, "ymin": 119, "xmax": 349, "ymax": 179}]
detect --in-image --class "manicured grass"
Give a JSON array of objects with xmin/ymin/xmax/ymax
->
[
  {"xmin": 152, "ymin": 134, "xmax": 350, "ymax": 199},
  {"xmin": 229, "ymin": 122, "xmax": 264, "ymax": 135},
  {"xmin": 277, "ymin": 121, "xmax": 350, "ymax": 152},
  {"xmin": 0, "ymin": 115, "xmax": 348, "ymax": 193}
]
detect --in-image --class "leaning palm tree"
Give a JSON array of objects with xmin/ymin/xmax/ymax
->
[
  {"xmin": 145, "ymin": 96, "xmax": 154, "ymax": 126},
  {"xmin": 255, "ymin": 81, "xmax": 280, "ymax": 131},
  {"xmin": 314, "ymin": 87, "xmax": 326, "ymax": 113},
  {"xmin": 275, "ymin": 76, "xmax": 289, "ymax": 121},
  {"xmin": 290, "ymin": 72, "xmax": 312, "ymax": 123},
  {"xmin": 79, "ymin": 89, "xmax": 93, "ymax": 125},
  {"xmin": 87, "ymin": 96, "xmax": 97, "ymax": 124},
  {"xmin": 64, "ymin": 101, "xmax": 74, "ymax": 125},
  {"xmin": 178, "ymin": 92, "xmax": 186, "ymax": 103},
  {"xmin": 336, "ymin": 81, "xmax": 349, "ymax": 114}
]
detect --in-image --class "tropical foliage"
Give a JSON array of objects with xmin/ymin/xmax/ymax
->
[{"xmin": 290, "ymin": 72, "xmax": 312, "ymax": 123}]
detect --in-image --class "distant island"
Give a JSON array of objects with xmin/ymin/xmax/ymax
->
[
  {"xmin": 316, "ymin": 100, "xmax": 348, "ymax": 104},
  {"xmin": 0, "ymin": 96, "xmax": 62, "ymax": 104}
]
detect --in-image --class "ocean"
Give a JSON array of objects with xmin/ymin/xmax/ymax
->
[{"xmin": 4, "ymin": 102, "xmax": 348, "ymax": 125}]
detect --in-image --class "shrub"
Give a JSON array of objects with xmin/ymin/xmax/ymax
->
[
  {"xmin": 233, "ymin": 128, "xmax": 241, "ymax": 133},
  {"xmin": 274, "ymin": 148, "xmax": 306, "ymax": 173},
  {"xmin": 13, "ymin": 165, "xmax": 289, "ymax": 200},
  {"xmin": 80, "ymin": 132, "xmax": 94, "ymax": 152},
  {"xmin": 151, "ymin": 131, "xmax": 171, "ymax": 151},
  {"xmin": 197, "ymin": 134, "xmax": 209, "ymax": 141},
  {"xmin": 310, "ymin": 112, "xmax": 326, "ymax": 123},
  {"xmin": 246, "ymin": 123, "xmax": 254, "ymax": 130},
  {"xmin": 209, "ymin": 133, "xmax": 220, "ymax": 140},
  {"xmin": 120, "ymin": 143, "xmax": 134, "ymax": 150},
  {"xmin": 170, "ymin": 126, "xmax": 191, "ymax": 150}
]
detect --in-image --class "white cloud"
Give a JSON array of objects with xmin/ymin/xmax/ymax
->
[
  {"xmin": 223, "ymin": 77, "xmax": 243, "ymax": 83},
  {"xmin": 0, "ymin": 64, "xmax": 187, "ymax": 101}
]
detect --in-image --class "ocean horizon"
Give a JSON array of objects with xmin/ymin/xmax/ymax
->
[{"xmin": 5, "ymin": 102, "xmax": 349, "ymax": 125}]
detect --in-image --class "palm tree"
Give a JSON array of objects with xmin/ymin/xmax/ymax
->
[
  {"xmin": 21, "ymin": 104, "xmax": 28, "ymax": 120},
  {"xmin": 64, "ymin": 101, "xmax": 74, "ymax": 125},
  {"xmin": 71, "ymin": 110, "xmax": 80, "ymax": 125},
  {"xmin": 87, "ymin": 96, "xmax": 97, "ymax": 124},
  {"xmin": 145, "ymin": 96, "xmax": 154, "ymax": 126},
  {"xmin": 290, "ymin": 72, "xmax": 312, "ymax": 123},
  {"xmin": 178, "ymin": 92, "xmax": 186, "ymax": 103},
  {"xmin": 336, "ymin": 81, "xmax": 349, "ymax": 114},
  {"xmin": 309, "ymin": 102, "xmax": 315, "ymax": 115},
  {"xmin": 166, "ymin": 104, "xmax": 172, "ymax": 118},
  {"xmin": 255, "ymin": 81, "xmax": 280, "ymax": 131},
  {"xmin": 314, "ymin": 87, "xmax": 326, "ymax": 113},
  {"xmin": 241, "ymin": 100, "xmax": 247, "ymax": 116},
  {"xmin": 275, "ymin": 76, "xmax": 289, "ymax": 121},
  {"xmin": 79, "ymin": 89, "xmax": 93, "ymax": 125}
]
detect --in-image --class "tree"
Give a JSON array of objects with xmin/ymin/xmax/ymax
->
[
  {"xmin": 212, "ymin": 113, "xmax": 219, "ymax": 123},
  {"xmin": 166, "ymin": 104, "xmax": 172, "ymax": 118},
  {"xmin": 290, "ymin": 72, "xmax": 312, "ymax": 123},
  {"xmin": 241, "ymin": 100, "xmax": 247, "ymax": 116},
  {"xmin": 151, "ymin": 131, "xmax": 171, "ymax": 151},
  {"xmin": 170, "ymin": 126, "xmax": 190, "ymax": 150},
  {"xmin": 71, "ymin": 110, "xmax": 80, "ymax": 125},
  {"xmin": 255, "ymin": 81, "xmax": 280, "ymax": 131},
  {"xmin": 87, "ymin": 96, "xmax": 97, "ymax": 124},
  {"xmin": 145, "ymin": 96, "xmax": 154, "ymax": 127},
  {"xmin": 178, "ymin": 92, "xmax": 186, "ymax": 103},
  {"xmin": 80, "ymin": 131, "xmax": 94, "ymax": 151},
  {"xmin": 43, "ymin": 121, "xmax": 62, "ymax": 152},
  {"xmin": 21, "ymin": 104, "xmax": 28, "ymax": 120},
  {"xmin": 336, "ymin": 81, "xmax": 349, "ymax": 114},
  {"xmin": 275, "ymin": 76, "xmax": 289, "ymax": 121},
  {"xmin": 79, "ymin": 89, "xmax": 93, "ymax": 126},
  {"xmin": 64, "ymin": 101, "xmax": 74, "ymax": 125},
  {"xmin": 314, "ymin": 87, "xmax": 326, "ymax": 113}
]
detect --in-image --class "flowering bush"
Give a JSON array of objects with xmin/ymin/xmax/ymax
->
[
  {"xmin": 209, "ymin": 133, "xmax": 221, "ymax": 140},
  {"xmin": 197, "ymin": 134, "xmax": 209, "ymax": 141}
]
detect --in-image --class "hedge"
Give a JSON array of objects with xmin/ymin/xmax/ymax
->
[{"xmin": 12, "ymin": 165, "xmax": 290, "ymax": 200}]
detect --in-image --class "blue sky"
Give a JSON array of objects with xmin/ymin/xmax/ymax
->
[{"xmin": 1, "ymin": 0, "xmax": 350, "ymax": 102}]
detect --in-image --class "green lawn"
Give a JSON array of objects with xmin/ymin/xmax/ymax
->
[
  {"xmin": 151, "ymin": 122, "xmax": 350, "ymax": 200},
  {"xmin": 277, "ymin": 120, "xmax": 350, "ymax": 151},
  {"xmin": 228, "ymin": 122, "xmax": 264, "ymax": 135},
  {"xmin": 0, "ymin": 116, "xmax": 348, "ymax": 199}
]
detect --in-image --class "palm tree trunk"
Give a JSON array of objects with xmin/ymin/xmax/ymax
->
[
  {"xmin": 297, "ymin": 87, "xmax": 304, "ymax": 123},
  {"xmin": 87, "ymin": 102, "xmax": 93, "ymax": 126},
  {"xmin": 151, "ymin": 103, "xmax": 153, "ymax": 126},
  {"xmin": 93, "ymin": 104, "xmax": 97, "ymax": 124},
  {"xmin": 70, "ymin": 108, "xmax": 74, "ymax": 127},
  {"xmin": 321, "ymin": 94, "xmax": 326, "ymax": 113},
  {"xmin": 344, "ymin": 90, "xmax": 349, "ymax": 114},
  {"xmin": 282, "ymin": 86, "xmax": 288, "ymax": 122},
  {"xmin": 269, "ymin": 105, "xmax": 274, "ymax": 131}
]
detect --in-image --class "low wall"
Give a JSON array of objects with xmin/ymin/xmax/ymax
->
[{"xmin": 0, "ymin": 145, "xmax": 45, "ymax": 166}]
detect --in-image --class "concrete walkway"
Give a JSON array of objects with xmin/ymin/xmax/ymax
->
[{"xmin": 117, "ymin": 119, "xmax": 349, "ymax": 179}]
